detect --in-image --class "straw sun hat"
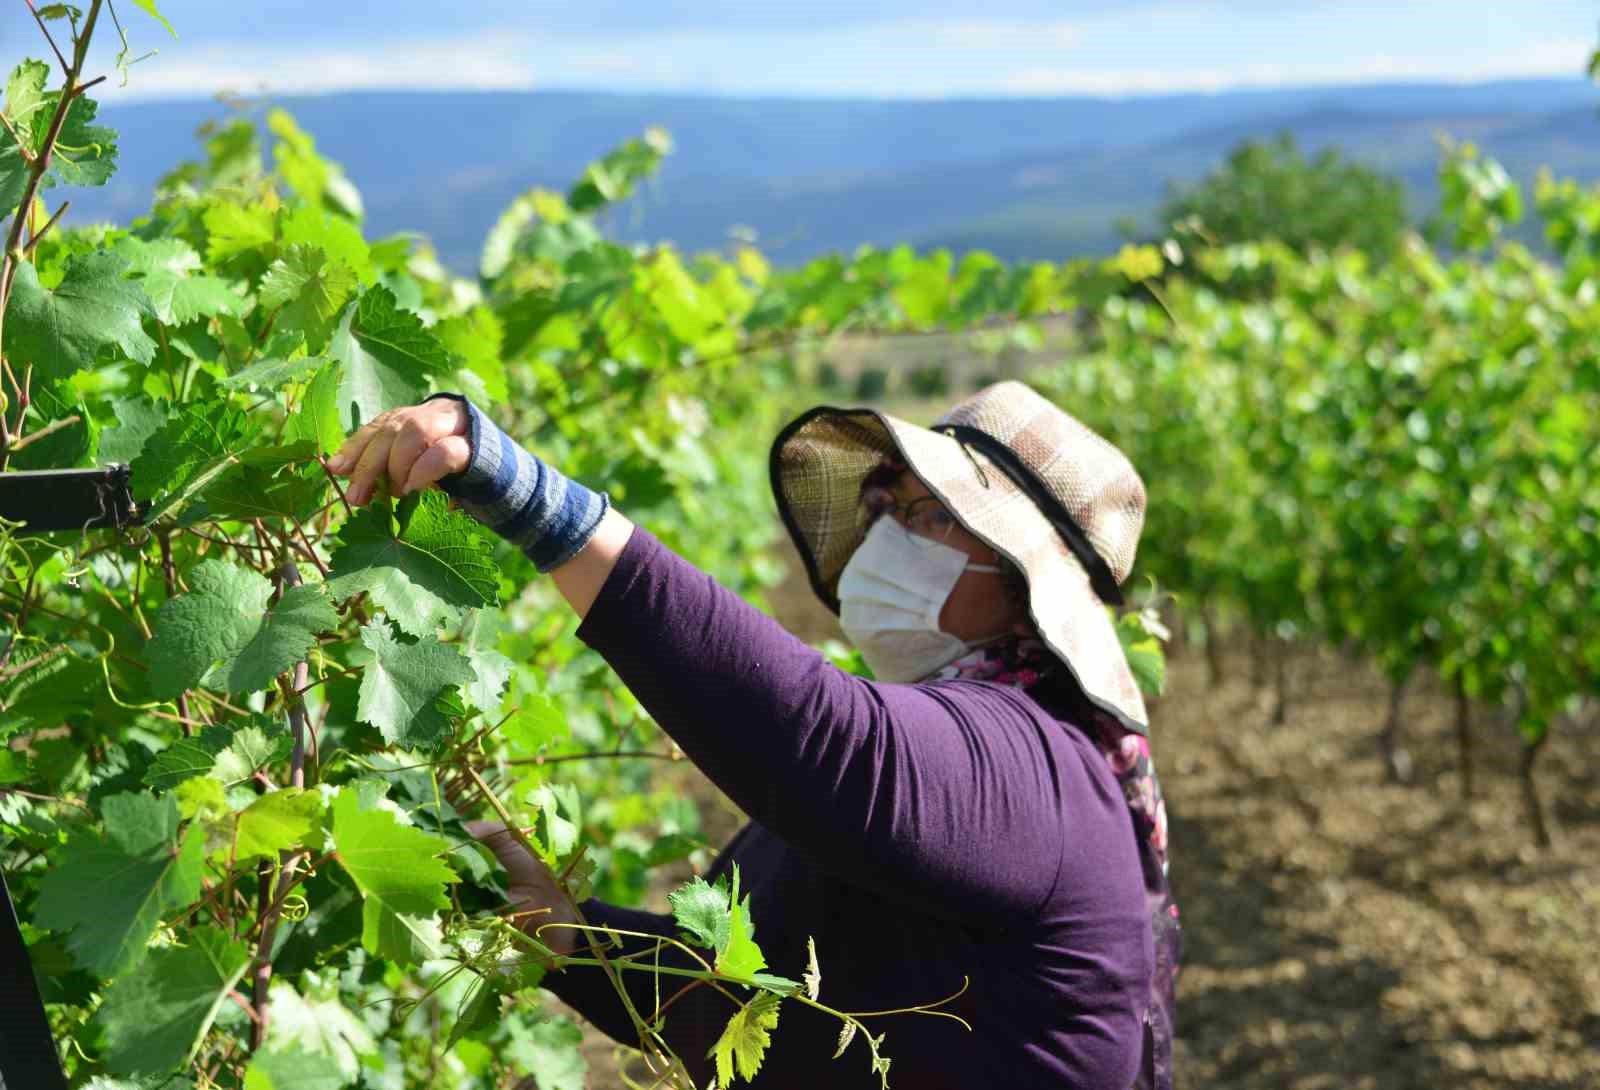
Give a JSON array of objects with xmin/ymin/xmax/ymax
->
[{"xmin": 771, "ymin": 380, "xmax": 1150, "ymax": 735}]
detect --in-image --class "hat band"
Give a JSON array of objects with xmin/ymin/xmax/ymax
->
[{"xmin": 931, "ymin": 423, "xmax": 1126, "ymax": 607}]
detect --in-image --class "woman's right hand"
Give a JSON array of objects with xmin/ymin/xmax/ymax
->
[
  {"xmin": 466, "ymin": 820, "xmax": 583, "ymax": 955},
  {"xmin": 326, "ymin": 397, "xmax": 472, "ymax": 506}
]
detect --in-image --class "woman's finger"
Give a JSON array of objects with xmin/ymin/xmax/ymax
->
[
  {"xmin": 399, "ymin": 436, "xmax": 471, "ymax": 496},
  {"xmin": 327, "ymin": 414, "xmax": 389, "ymax": 475},
  {"xmin": 466, "ymin": 820, "xmax": 550, "ymax": 882},
  {"xmin": 385, "ymin": 415, "xmax": 433, "ymax": 497},
  {"xmin": 346, "ymin": 428, "xmax": 398, "ymax": 506},
  {"xmin": 465, "ymin": 820, "xmax": 528, "ymax": 865}
]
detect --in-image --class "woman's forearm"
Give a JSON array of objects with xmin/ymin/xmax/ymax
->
[{"xmin": 550, "ymin": 507, "xmax": 636, "ymax": 622}]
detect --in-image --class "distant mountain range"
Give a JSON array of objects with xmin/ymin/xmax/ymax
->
[{"xmin": 81, "ymin": 79, "xmax": 1600, "ymax": 272}]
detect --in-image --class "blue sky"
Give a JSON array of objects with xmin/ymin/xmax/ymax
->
[{"xmin": 1, "ymin": 1, "xmax": 1595, "ymax": 100}]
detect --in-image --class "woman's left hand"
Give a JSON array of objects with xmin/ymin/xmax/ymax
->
[
  {"xmin": 466, "ymin": 820, "xmax": 583, "ymax": 955},
  {"xmin": 326, "ymin": 399, "xmax": 471, "ymax": 506}
]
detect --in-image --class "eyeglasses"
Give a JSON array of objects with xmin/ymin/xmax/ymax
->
[{"xmin": 857, "ymin": 485, "xmax": 961, "ymax": 541}]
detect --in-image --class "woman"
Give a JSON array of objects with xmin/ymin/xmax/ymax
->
[{"xmin": 329, "ymin": 380, "xmax": 1179, "ymax": 1089}]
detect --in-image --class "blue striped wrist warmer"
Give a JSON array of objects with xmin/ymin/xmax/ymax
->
[{"xmin": 424, "ymin": 393, "xmax": 610, "ymax": 573}]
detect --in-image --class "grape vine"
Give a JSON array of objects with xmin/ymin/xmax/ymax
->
[{"xmin": 0, "ymin": 7, "xmax": 1163, "ymax": 1088}]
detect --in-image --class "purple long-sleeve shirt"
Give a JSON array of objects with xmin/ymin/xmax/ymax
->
[{"xmin": 542, "ymin": 527, "xmax": 1154, "ymax": 1089}]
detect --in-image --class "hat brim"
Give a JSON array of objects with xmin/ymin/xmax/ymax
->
[{"xmin": 771, "ymin": 404, "xmax": 1149, "ymax": 736}]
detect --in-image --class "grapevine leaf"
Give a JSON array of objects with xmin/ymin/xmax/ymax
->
[
  {"xmin": 719, "ymin": 894, "xmax": 768, "ymax": 980},
  {"xmin": 174, "ymin": 776, "xmax": 227, "ymax": 821},
  {"xmin": 0, "ymin": 60, "xmax": 49, "ymax": 208},
  {"xmin": 284, "ymin": 359, "xmax": 346, "ymax": 455},
  {"xmin": 280, "ymin": 203, "xmax": 373, "ymax": 282},
  {"xmin": 459, "ymin": 608, "xmax": 514, "ymax": 715},
  {"xmin": 362, "ymin": 901, "xmax": 444, "ymax": 967},
  {"xmin": 269, "ymin": 109, "xmax": 363, "ymax": 220},
  {"xmin": 330, "ymin": 285, "xmax": 454, "ymax": 429},
  {"xmin": 210, "ymin": 723, "xmax": 292, "ymax": 784},
  {"xmin": 500, "ymin": 688, "xmax": 568, "ymax": 754},
  {"xmin": 447, "ymin": 971, "xmax": 515, "ymax": 1049},
  {"xmin": 710, "ymin": 992, "xmax": 781, "ymax": 1087},
  {"xmin": 2, "ymin": 254, "xmax": 156, "ymax": 382},
  {"xmin": 81, "ymin": 1077, "xmax": 194, "ymax": 1090},
  {"xmin": 6, "ymin": 376, "xmax": 92, "ymax": 470},
  {"xmin": 99, "ymin": 395, "xmax": 173, "ymax": 465},
  {"xmin": 435, "ymin": 306, "xmax": 508, "ymax": 403},
  {"xmin": 218, "ymin": 354, "xmax": 327, "ymax": 390},
  {"xmin": 203, "ymin": 200, "xmax": 275, "ymax": 264},
  {"xmin": 131, "ymin": 0, "xmax": 178, "ymax": 37},
  {"xmin": 203, "ymin": 463, "xmax": 327, "ymax": 522},
  {"xmin": 32, "ymin": 792, "xmax": 205, "ymax": 976},
  {"xmin": 525, "ymin": 782, "xmax": 582, "ymax": 864},
  {"xmin": 145, "ymin": 560, "xmax": 337, "ymax": 697},
  {"xmin": 110, "ymin": 237, "xmax": 243, "ymax": 325},
  {"xmin": 94, "ymin": 928, "xmax": 251, "ymax": 1075},
  {"xmin": 0, "ymin": 69, "xmax": 117, "ymax": 206},
  {"xmin": 261, "ymin": 981, "xmax": 376, "ymax": 1082},
  {"xmin": 330, "ymin": 786, "xmax": 456, "ymax": 964},
  {"xmin": 244, "ymin": 1044, "xmax": 349, "ymax": 1090},
  {"xmin": 260, "ymin": 244, "xmax": 358, "ymax": 352},
  {"xmin": 144, "ymin": 718, "xmax": 288, "ymax": 791},
  {"xmin": 4, "ymin": 60, "xmax": 50, "ymax": 138},
  {"xmin": 130, "ymin": 400, "xmax": 264, "ymax": 519},
  {"xmin": 143, "ymin": 727, "xmax": 233, "ymax": 791},
  {"xmin": 668, "ymin": 874, "xmax": 732, "ymax": 955},
  {"xmin": 354, "ymin": 621, "xmax": 474, "ymax": 748},
  {"xmin": 235, "ymin": 788, "xmax": 322, "ymax": 860},
  {"xmin": 326, "ymin": 490, "xmax": 499, "ymax": 637},
  {"xmin": 506, "ymin": 1017, "xmax": 588, "ymax": 1090}
]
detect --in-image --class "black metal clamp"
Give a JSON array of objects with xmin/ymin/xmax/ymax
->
[{"xmin": 0, "ymin": 464, "xmax": 142, "ymax": 532}]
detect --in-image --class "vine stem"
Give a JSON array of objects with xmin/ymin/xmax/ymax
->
[
  {"xmin": 0, "ymin": 0, "xmax": 106, "ymax": 468},
  {"xmin": 503, "ymin": 749, "xmax": 682, "ymax": 767},
  {"xmin": 155, "ymin": 526, "xmax": 193, "ymax": 734},
  {"xmin": 249, "ymin": 560, "xmax": 317, "ymax": 1050},
  {"xmin": 25, "ymin": 0, "xmax": 71, "ymax": 75}
]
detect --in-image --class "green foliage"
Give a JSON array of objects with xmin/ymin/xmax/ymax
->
[
  {"xmin": 354, "ymin": 620, "xmax": 475, "ymax": 748},
  {"xmin": 129, "ymin": 400, "xmax": 262, "ymax": 512},
  {"xmin": 244, "ymin": 1045, "xmax": 350, "ymax": 1090},
  {"xmin": 1156, "ymin": 132, "xmax": 1409, "ymax": 260},
  {"xmin": 235, "ymin": 788, "xmax": 323, "ymax": 859},
  {"xmin": 94, "ymin": 928, "xmax": 251, "ymax": 1075},
  {"xmin": 144, "ymin": 559, "xmax": 337, "ymax": 697},
  {"xmin": 505, "ymin": 1018, "xmax": 587, "ymax": 1090},
  {"xmin": 711, "ymin": 992, "xmax": 782, "ymax": 1086},
  {"xmin": 110, "ymin": 236, "xmax": 244, "ymax": 325},
  {"xmin": 329, "ymin": 785, "xmax": 456, "ymax": 965},
  {"xmin": 330, "ymin": 284, "xmax": 453, "ymax": 428},
  {"xmin": 326, "ymin": 490, "xmax": 499, "ymax": 637},
  {"xmin": 32, "ymin": 793, "xmax": 205, "ymax": 976},
  {"xmin": 3, "ymin": 253, "xmax": 156, "ymax": 381},
  {"xmin": 0, "ymin": 59, "xmax": 118, "ymax": 207}
]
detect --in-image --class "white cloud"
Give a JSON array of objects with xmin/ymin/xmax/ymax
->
[
  {"xmin": 92, "ymin": 16, "xmax": 1593, "ymax": 103},
  {"xmin": 1003, "ymin": 40, "xmax": 1592, "ymax": 96},
  {"xmin": 921, "ymin": 19, "xmax": 1085, "ymax": 49},
  {"xmin": 99, "ymin": 32, "xmax": 540, "ymax": 101}
]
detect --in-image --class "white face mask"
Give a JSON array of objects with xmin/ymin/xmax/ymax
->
[{"xmin": 837, "ymin": 516, "xmax": 1004, "ymax": 683}]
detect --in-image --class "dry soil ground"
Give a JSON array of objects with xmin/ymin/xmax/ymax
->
[{"xmin": 565, "ymin": 575, "xmax": 1600, "ymax": 1088}]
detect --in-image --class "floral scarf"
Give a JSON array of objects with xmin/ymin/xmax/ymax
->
[{"xmin": 934, "ymin": 638, "xmax": 1180, "ymax": 1090}]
